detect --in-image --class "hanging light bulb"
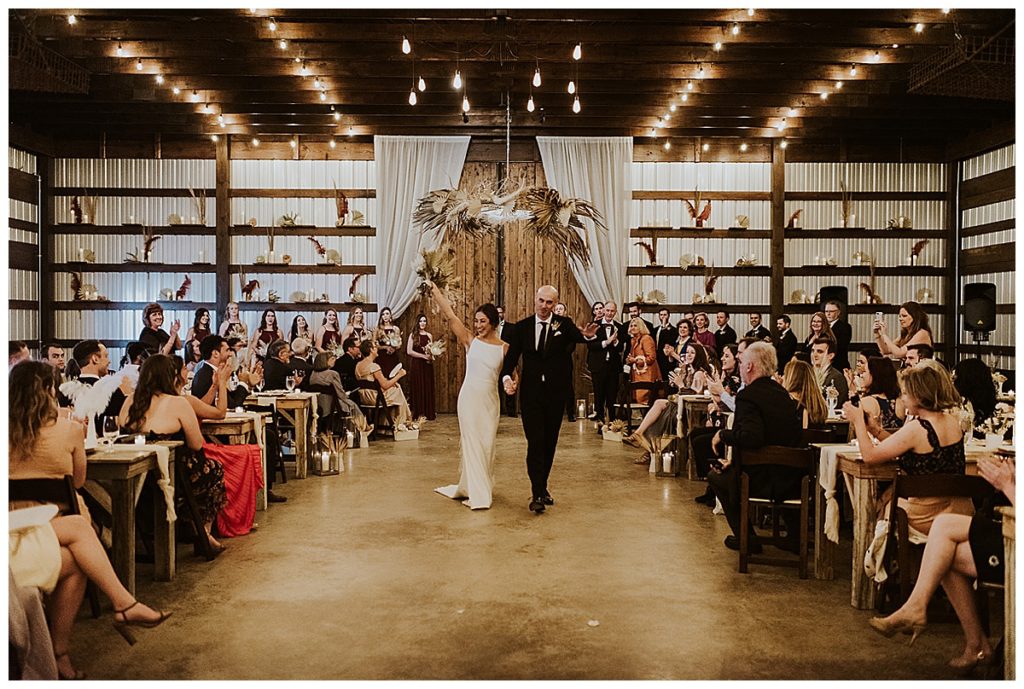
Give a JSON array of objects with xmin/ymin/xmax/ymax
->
[
  {"xmin": 401, "ymin": 36, "xmax": 411, "ymax": 54},
  {"xmin": 740, "ymin": 142, "xmax": 748, "ymax": 152},
  {"xmin": 527, "ymin": 95, "xmax": 535, "ymax": 112},
  {"xmin": 941, "ymin": 8, "xmax": 950, "ymax": 14},
  {"xmin": 702, "ymin": 142, "xmax": 710, "ymax": 152},
  {"xmin": 268, "ymin": 17, "xmax": 277, "ymax": 32},
  {"xmin": 172, "ymin": 86, "xmax": 181, "ymax": 95},
  {"xmin": 713, "ymin": 41, "xmax": 723, "ymax": 51},
  {"xmin": 572, "ymin": 96, "xmax": 581, "ymax": 113},
  {"xmin": 333, "ymin": 110, "xmax": 341, "ymax": 121},
  {"xmin": 218, "ymin": 114, "xmax": 225, "ymax": 126},
  {"xmin": 251, "ymin": 137, "xmax": 260, "ymax": 146},
  {"xmin": 697, "ymin": 65, "xmax": 705, "ymax": 79},
  {"xmin": 347, "ymin": 126, "xmax": 354, "ymax": 137},
  {"xmin": 820, "ymin": 91, "xmax": 829, "ymax": 100},
  {"xmin": 680, "ymin": 92, "xmax": 689, "ymax": 102},
  {"xmin": 211, "ymin": 134, "xmax": 219, "ymax": 142},
  {"xmin": 278, "ymin": 38, "xmax": 287, "ymax": 50},
  {"xmin": 664, "ymin": 112, "xmax": 671, "ymax": 121},
  {"xmin": 731, "ymin": 23, "xmax": 740, "ymax": 36},
  {"xmin": 67, "ymin": 14, "xmax": 77, "ymax": 25},
  {"xmin": 329, "ymin": 138, "xmax": 337, "ymax": 149},
  {"xmin": 313, "ymin": 77, "xmax": 321, "ymax": 89},
  {"xmin": 452, "ymin": 69, "xmax": 462, "ymax": 89},
  {"xmin": 116, "ymin": 43, "xmax": 124, "ymax": 57},
  {"xmin": 154, "ymin": 74, "xmax": 164, "ymax": 85},
  {"xmin": 300, "ymin": 61, "xmax": 309, "ymax": 77},
  {"xmin": 850, "ymin": 64, "xmax": 858, "ymax": 76},
  {"xmin": 462, "ymin": 95, "xmax": 470, "ymax": 112},
  {"xmin": 780, "ymin": 139, "xmax": 788, "ymax": 149},
  {"xmin": 914, "ymin": 23, "xmax": 924, "ymax": 33},
  {"xmin": 787, "ymin": 107, "xmax": 798, "ymax": 117},
  {"xmin": 669, "ymin": 103, "xmax": 677, "ymax": 112},
  {"xmin": 135, "ymin": 58, "xmax": 143, "ymax": 71},
  {"xmin": 747, "ymin": 8, "xmax": 755, "ymax": 16},
  {"xmin": 319, "ymin": 90, "xmax": 327, "ymax": 101},
  {"xmin": 872, "ymin": 50, "xmax": 881, "ymax": 62},
  {"xmin": 656, "ymin": 117, "xmax": 664, "ymax": 129},
  {"xmin": 408, "ymin": 88, "xmax": 417, "ymax": 105},
  {"xmin": 776, "ymin": 118, "xmax": 787, "ymax": 131},
  {"xmin": 191, "ymin": 90, "xmax": 200, "ymax": 102},
  {"xmin": 686, "ymin": 80, "xmax": 693, "ymax": 91},
  {"xmin": 649, "ymin": 128, "xmax": 656, "ymax": 137},
  {"xmin": 568, "ymin": 80, "xmax": 576, "ymax": 94},
  {"xmin": 835, "ymin": 80, "xmax": 844, "ymax": 89},
  {"xmin": 533, "ymin": 67, "xmax": 542, "ymax": 87},
  {"xmin": 202, "ymin": 102, "xmax": 211, "ymax": 113},
  {"xmin": 290, "ymin": 137, "xmax": 297, "ymax": 149},
  {"xmin": 572, "ymin": 43, "xmax": 582, "ymax": 60},
  {"xmin": 663, "ymin": 141, "xmax": 671, "ymax": 150},
  {"xmin": 892, "ymin": 43, "xmax": 899, "ymax": 49},
  {"xmin": 418, "ymin": 76, "xmax": 426, "ymax": 92}
]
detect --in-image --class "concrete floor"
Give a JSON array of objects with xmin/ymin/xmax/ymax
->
[{"xmin": 71, "ymin": 415, "xmax": 977, "ymax": 680}]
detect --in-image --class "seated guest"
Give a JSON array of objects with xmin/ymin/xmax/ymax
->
[
  {"xmin": 43, "ymin": 343, "xmax": 67, "ymax": 381},
  {"xmin": 782, "ymin": 359, "xmax": 828, "ymax": 428},
  {"xmin": 702, "ymin": 342, "xmax": 804, "ymax": 553},
  {"xmin": 868, "ymin": 456, "xmax": 1013, "ymax": 674},
  {"xmin": 713, "ymin": 311, "xmax": 738, "ymax": 353},
  {"xmin": 191, "ymin": 335, "xmax": 260, "ymax": 409},
  {"xmin": 289, "ymin": 337, "xmax": 315, "ymax": 377},
  {"xmin": 850, "ymin": 356, "xmax": 904, "ymax": 440},
  {"xmin": 625, "ymin": 317, "xmax": 661, "ymax": 404},
  {"xmin": 674, "ymin": 342, "xmax": 715, "ymax": 394},
  {"xmin": 184, "ymin": 337, "xmax": 203, "ymax": 371},
  {"xmin": 332, "ymin": 336, "xmax": 361, "ymax": 392},
  {"xmin": 709, "ymin": 338, "xmax": 755, "ymax": 414},
  {"xmin": 355, "ymin": 340, "xmax": 414, "ymax": 429},
  {"xmin": 309, "ymin": 352, "xmax": 373, "ymax": 432},
  {"xmin": 62, "ymin": 340, "xmax": 131, "ymax": 432},
  {"xmin": 139, "ymin": 302, "xmax": 181, "ymax": 356},
  {"xmin": 904, "ymin": 343, "xmax": 934, "ymax": 368},
  {"xmin": 119, "ymin": 341, "xmax": 150, "ymax": 372},
  {"xmin": 952, "ymin": 358, "xmax": 997, "ymax": 431},
  {"xmin": 846, "ymin": 345, "xmax": 884, "ymax": 396},
  {"xmin": 810, "ymin": 336, "xmax": 849, "ymax": 403},
  {"xmin": 119, "ymin": 354, "xmax": 227, "ymax": 553},
  {"xmin": 263, "ymin": 339, "xmax": 307, "ymax": 391},
  {"xmin": 875, "ymin": 301, "xmax": 933, "ymax": 363},
  {"xmin": 9, "ymin": 340, "xmax": 29, "ymax": 368},
  {"xmin": 842, "ymin": 363, "xmax": 974, "ymax": 539},
  {"xmin": 774, "ymin": 315, "xmax": 798, "ymax": 373},
  {"xmin": 745, "ymin": 313, "xmax": 771, "ymax": 341},
  {"xmin": 623, "ymin": 369, "xmax": 687, "ymax": 466}
]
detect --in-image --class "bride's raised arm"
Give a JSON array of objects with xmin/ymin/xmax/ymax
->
[{"xmin": 429, "ymin": 282, "xmax": 473, "ymax": 348}]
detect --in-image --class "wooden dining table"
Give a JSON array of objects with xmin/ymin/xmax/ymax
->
[
  {"xmin": 246, "ymin": 392, "xmax": 317, "ymax": 479},
  {"xmin": 680, "ymin": 395, "xmax": 713, "ymax": 480},
  {"xmin": 84, "ymin": 440, "xmax": 180, "ymax": 595}
]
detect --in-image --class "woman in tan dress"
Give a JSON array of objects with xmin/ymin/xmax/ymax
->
[
  {"xmin": 625, "ymin": 317, "xmax": 661, "ymax": 404},
  {"xmin": 355, "ymin": 340, "xmax": 414, "ymax": 429}
]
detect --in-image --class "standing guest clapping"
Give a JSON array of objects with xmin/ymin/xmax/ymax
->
[
  {"xmin": 139, "ymin": 303, "xmax": 181, "ymax": 356},
  {"xmin": 625, "ymin": 318, "xmax": 660, "ymax": 404}
]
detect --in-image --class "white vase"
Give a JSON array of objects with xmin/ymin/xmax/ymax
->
[{"xmin": 985, "ymin": 433, "xmax": 1003, "ymax": 452}]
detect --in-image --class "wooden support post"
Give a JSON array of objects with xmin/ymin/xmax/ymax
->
[
  {"xmin": 945, "ymin": 161, "xmax": 959, "ymax": 362},
  {"xmin": 770, "ymin": 139, "xmax": 786, "ymax": 324},
  {"xmin": 215, "ymin": 136, "xmax": 231, "ymax": 317},
  {"xmin": 39, "ymin": 155, "xmax": 55, "ymax": 344}
]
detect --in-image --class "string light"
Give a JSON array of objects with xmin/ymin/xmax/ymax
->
[
  {"xmin": 568, "ymin": 80, "xmax": 576, "ymax": 94},
  {"xmin": 333, "ymin": 110, "xmax": 341, "ymax": 121},
  {"xmin": 172, "ymin": 86, "xmax": 181, "ymax": 95},
  {"xmin": 218, "ymin": 114, "xmax": 225, "ymax": 126},
  {"xmin": 787, "ymin": 107, "xmax": 798, "ymax": 117},
  {"xmin": 740, "ymin": 142, "xmax": 749, "ymax": 152},
  {"xmin": 572, "ymin": 96, "xmax": 581, "ymax": 113},
  {"xmin": 697, "ymin": 65, "xmax": 705, "ymax": 79},
  {"xmin": 669, "ymin": 103, "xmax": 677, "ymax": 112},
  {"xmin": 731, "ymin": 23, "xmax": 740, "ymax": 36},
  {"xmin": 656, "ymin": 117, "xmax": 664, "ymax": 129},
  {"xmin": 135, "ymin": 58, "xmax": 143, "ymax": 71},
  {"xmin": 914, "ymin": 23, "xmax": 924, "ymax": 33},
  {"xmin": 462, "ymin": 95, "xmax": 470, "ymax": 112},
  {"xmin": 418, "ymin": 76, "xmax": 426, "ymax": 92},
  {"xmin": 452, "ymin": 69, "xmax": 462, "ymax": 89},
  {"xmin": 680, "ymin": 92, "xmax": 689, "ymax": 102},
  {"xmin": 268, "ymin": 17, "xmax": 277, "ymax": 32},
  {"xmin": 713, "ymin": 41, "xmax": 723, "ymax": 51},
  {"xmin": 278, "ymin": 38, "xmax": 287, "ymax": 50},
  {"xmin": 401, "ymin": 36, "xmax": 411, "ymax": 54},
  {"xmin": 251, "ymin": 137, "xmax": 260, "ymax": 146},
  {"xmin": 290, "ymin": 137, "xmax": 297, "ymax": 149},
  {"xmin": 850, "ymin": 64, "xmax": 858, "ymax": 76},
  {"xmin": 203, "ymin": 102, "xmax": 211, "ymax": 113},
  {"xmin": 319, "ymin": 90, "xmax": 327, "ymax": 101},
  {"xmin": 313, "ymin": 77, "xmax": 321, "ymax": 89},
  {"xmin": 573, "ymin": 43, "xmax": 582, "ymax": 61},
  {"xmin": 300, "ymin": 61, "xmax": 309, "ymax": 77},
  {"xmin": 408, "ymin": 88, "xmax": 417, "ymax": 105},
  {"xmin": 533, "ymin": 67, "xmax": 542, "ymax": 87},
  {"xmin": 702, "ymin": 142, "xmax": 710, "ymax": 152},
  {"xmin": 942, "ymin": 8, "xmax": 950, "ymax": 14},
  {"xmin": 747, "ymin": 8, "xmax": 755, "ymax": 16},
  {"xmin": 67, "ymin": 14, "xmax": 77, "ymax": 25},
  {"xmin": 191, "ymin": 90, "xmax": 200, "ymax": 102},
  {"xmin": 663, "ymin": 111, "xmax": 671, "ymax": 121},
  {"xmin": 347, "ymin": 126, "xmax": 354, "ymax": 137},
  {"xmin": 527, "ymin": 95, "xmax": 535, "ymax": 112},
  {"xmin": 872, "ymin": 50, "xmax": 881, "ymax": 62},
  {"xmin": 686, "ymin": 80, "xmax": 694, "ymax": 91},
  {"xmin": 649, "ymin": 128, "xmax": 657, "ymax": 137},
  {"xmin": 820, "ymin": 91, "xmax": 829, "ymax": 100},
  {"xmin": 154, "ymin": 74, "xmax": 164, "ymax": 84},
  {"xmin": 780, "ymin": 140, "xmax": 788, "ymax": 150},
  {"xmin": 211, "ymin": 134, "xmax": 219, "ymax": 142},
  {"xmin": 329, "ymin": 138, "xmax": 337, "ymax": 149},
  {"xmin": 777, "ymin": 118, "xmax": 787, "ymax": 131},
  {"xmin": 664, "ymin": 141, "xmax": 671, "ymax": 150},
  {"xmin": 116, "ymin": 43, "xmax": 124, "ymax": 57},
  {"xmin": 892, "ymin": 43, "xmax": 899, "ymax": 48},
  {"xmin": 835, "ymin": 81, "xmax": 844, "ymax": 89}
]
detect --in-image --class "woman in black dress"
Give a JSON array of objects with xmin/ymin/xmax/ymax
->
[
  {"xmin": 138, "ymin": 302, "xmax": 181, "ymax": 356},
  {"xmin": 373, "ymin": 307, "xmax": 402, "ymax": 379}
]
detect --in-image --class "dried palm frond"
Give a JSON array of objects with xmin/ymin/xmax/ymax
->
[
  {"xmin": 142, "ymin": 226, "xmax": 161, "ymax": 262},
  {"xmin": 70, "ymin": 271, "xmax": 83, "ymax": 301},
  {"xmin": 176, "ymin": 275, "xmax": 192, "ymax": 301},
  {"xmin": 414, "ymin": 248, "xmax": 462, "ymax": 307},
  {"xmin": 911, "ymin": 239, "xmax": 930, "ymax": 257},
  {"xmin": 786, "ymin": 209, "xmax": 803, "ymax": 229},
  {"xmin": 840, "ymin": 180, "xmax": 851, "ymax": 227},
  {"xmin": 241, "ymin": 279, "xmax": 260, "ymax": 301},
  {"xmin": 333, "ymin": 181, "xmax": 349, "ymax": 226},
  {"xmin": 646, "ymin": 289, "xmax": 666, "ymax": 304},
  {"xmin": 697, "ymin": 200, "xmax": 712, "ymax": 223},
  {"xmin": 307, "ymin": 236, "xmax": 327, "ymax": 257},
  {"xmin": 859, "ymin": 282, "xmax": 881, "ymax": 304},
  {"xmin": 188, "ymin": 187, "xmax": 207, "ymax": 225},
  {"xmin": 266, "ymin": 225, "xmax": 276, "ymax": 253},
  {"xmin": 81, "ymin": 193, "xmax": 97, "ymax": 223},
  {"xmin": 413, "ymin": 187, "xmax": 495, "ymax": 245},
  {"xmin": 518, "ymin": 187, "xmax": 605, "ymax": 268},
  {"xmin": 685, "ymin": 189, "xmax": 703, "ymax": 218},
  {"xmin": 635, "ymin": 240, "xmax": 657, "ymax": 266}
]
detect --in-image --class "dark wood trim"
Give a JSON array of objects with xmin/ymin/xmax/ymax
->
[
  {"xmin": 627, "ymin": 266, "xmax": 771, "ymax": 277},
  {"xmin": 960, "ymin": 243, "xmax": 1016, "ymax": 275},
  {"xmin": 9, "ymin": 218, "xmax": 38, "ymax": 233},
  {"xmin": 228, "ymin": 264, "xmax": 376, "ymax": 275},
  {"xmin": 9, "ymin": 168, "xmax": 38, "ymax": 204},
  {"xmin": 235, "ymin": 302, "xmax": 378, "ymax": 312},
  {"xmin": 784, "ymin": 303, "xmax": 946, "ymax": 315},
  {"xmin": 959, "ymin": 167, "xmax": 1014, "ymax": 201},
  {"xmin": 50, "ymin": 263, "xmax": 218, "ymax": 273},
  {"xmin": 51, "ymin": 301, "xmax": 217, "ymax": 310},
  {"xmin": 9, "ymin": 240, "xmax": 38, "ymax": 270},
  {"xmin": 784, "ymin": 229, "xmax": 948, "ymax": 239},
  {"xmin": 946, "ymin": 162, "xmax": 959, "ymax": 364},
  {"xmin": 50, "ymin": 223, "xmax": 216, "ymax": 236},
  {"xmin": 230, "ymin": 226, "xmax": 376, "ymax": 237},
  {"xmin": 960, "ymin": 218, "xmax": 1014, "ymax": 239},
  {"xmin": 215, "ymin": 136, "xmax": 231, "ymax": 326},
  {"xmin": 771, "ymin": 139, "xmax": 786, "ymax": 325},
  {"xmin": 228, "ymin": 188, "xmax": 375, "ymax": 199},
  {"xmin": 784, "ymin": 191, "xmax": 945, "ymax": 201},
  {"xmin": 783, "ymin": 266, "xmax": 946, "ymax": 277},
  {"xmin": 9, "ymin": 300, "xmax": 38, "ymax": 311},
  {"xmin": 9, "ymin": 125, "xmax": 56, "ymax": 158},
  {"xmin": 39, "ymin": 155, "xmax": 55, "ymax": 343},
  {"xmin": 630, "ymin": 228, "xmax": 771, "ymax": 238},
  {"xmin": 945, "ymin": 121, "xmax": 1015, "ymax": 162},
  {"xmin": 51, "ymin": 339, "xmax": 137, "ymax": 348},
  {"xmin": 632, "ymin": 190, "xmax": 772, "ymax": 201},
  {"xmin": 51, "ymin": 187, "xmax": 215, "ymax": 198},
  {"xmin": 959, "ymin": 182, "xmax": 1015, "ymax": 212}
]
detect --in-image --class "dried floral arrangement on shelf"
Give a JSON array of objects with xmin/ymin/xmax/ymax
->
[
  {"xmin": 124, "ymin": 226, "xmax": 161, "ymax": 263},
  {"xmin": 278, "ymin": 213, "xmax": 299, "ymax": 228},
  {"xmin": 80, "ymin": 194, "xmax": 97, "ymax": 225},
  {"xmin": 70, "ymin": 196, "xmax": 83, "ymax": 224},
  {"xmin": 733, "ymin": 215, "xmax": 749, "ymax": 229},
  {"xmin": 635, "ymin": 236, "xmax": 660, "ymax": 267},
  {"xmin": 685, "ymin": 189, "xmax": 712, "ymax": 228},
  {"xmin": 786, "ymin": 209, "xmax": 803, "ymax": 229},
  {"xmin": 735, "ymin": 254, "xmax": 758, "ymax": 267},
  {"xmin": 645, "ymin": 289, "xmax": 666, "ymax": 305},
  {"xmin": 348, "ymin": 273, "xmax": 368, "ymax": 304},
  {"xmin": 239, "ymin": 272, "xmax": 260, "ymax": 302},
  {"xmin": 858, "ymin": 257, "xmax": 883, "ymax": 304},
  {"xmin": 909, "ymin": 239, "xmax": 929, "ymax": 266},
  {"xmin": 887, "ymin": 215, "xmax": 913, "ymax": 229},
  {"xmin": 333, "ymin": 183, "xmax": 349, "ymax": 227},
  {"xmin": 307, "ymin": 236, "xmax": 342, "ymax": 266},
  {"xmin": 175, "ymin": 275, "xmax": 191, "ymax": 301},
  {"xmin": 852, "ymin": 250, "xmax": 871, "ymax": 266},
  {"xmin": 188, "ymin": 187, "xmax": 206, "ymax": 225},
  {"xmin": 679, "ymin": 253, "xmax": 705, "ymax": 269},
  {"xmin": 69, "ymin": 272, "xmax": 106, "ymax": 302},
  {"xmin": 267, "ymin": 290, "xmax": 280, "ymax": 303},
  {"xmin": 693, "ymin": 267, "xmax": 719, "ymax": 304}
]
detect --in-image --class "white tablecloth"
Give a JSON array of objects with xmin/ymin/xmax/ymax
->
[{"xmin": 817, "ymin": 442, "xmax": 858, "ymax": 544}]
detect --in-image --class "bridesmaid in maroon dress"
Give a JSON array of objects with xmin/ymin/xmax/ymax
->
[
  {"xmin": 406, "ymin": 314, "xmax": 436, "ymax": 420},
  {"xmin": 373, "ymin": 306, "xmax": 402, "ymax": 379},
  {"xmin": 315, "ymin": 308, "xmax": 343, "ymax": 353},
  {"xmin": 248, "ymin": 309, "xmax": 284, "ymax": 362}
]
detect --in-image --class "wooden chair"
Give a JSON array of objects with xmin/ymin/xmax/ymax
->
[
  {"xmin": 355, "ymin": 379, "xmax": 394, "ymax": 439},
  {"xmin": 737, "ymin": 445, "xmax": 816, "ymax": 578},
  {"xmin": 244, "ymin": 400, "xmax": 287, "ymax": 484},
  {"xmin": 877, "ymin": 472, "xmax": 996, "ymax": 612},
  {"xmin": 305, "ymin": 383, "xmax": 350, "ymax": 435},
  {"xmin": 616, "ymin": 380, "xmax": 668, "ymax": 433},
  {"xmin": 802, "ymin": 426, "xmax": 848, "ymax": 445},
  {"xmin": 173, "ymin": 454, "xmax": 217, "ymax": 561},
  {"xmin": 9, "ymin": 476, "xmax": 101, "ymax": 617}
]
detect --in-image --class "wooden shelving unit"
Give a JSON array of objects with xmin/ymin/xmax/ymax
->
[
  {"xmin": 235, "ymin": 301, "xmax": 378, "ymax": 312},
  {"xmin": 51, "ymin": 263, "xmax": 218, "ymax": 273},
  {"xmin": 784, "ymin": 229, "xmax": 948, "ymax": 239},
  {"xmin": 228, "ymin": 263, "xmax": 375, "ymax": 275},
  {"xmin": 627, "ymin": 266, "xmax": 771, "ymax": 277},
  {"xmin": 784, "ymin": 265, "xmax": 945, "ymax": 277},
  {"xmin": 52, "ymin": 224, "xmax": 216, "ymax": 236},
  {"xmin": 630, "ymin": 227, "xmax": 772, "ymax": 238},
  {"xmin": 230, "ymin": 225, "xmax": 376, "ymax": 237},
  {"xmin": 51, "ymin": 301, "xmax": 216, "ymax": 310},
  {"xmin": 638, "ymin": 303, "xmax": 769, "ymax": 314}
]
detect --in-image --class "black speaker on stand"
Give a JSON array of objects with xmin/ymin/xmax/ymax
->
[{"xmin": 963, "ymin": 282, "xmax": 996, "ymax": 343}]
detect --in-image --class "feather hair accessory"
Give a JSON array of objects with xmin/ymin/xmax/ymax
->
[{"xmin": 307, "ymin": 236, "xmax": 327, "ymax": 257}]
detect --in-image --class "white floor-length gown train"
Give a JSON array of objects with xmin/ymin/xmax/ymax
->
[{"xmin": 434, "ymin": 338, "xmax": 504, "ymax": 509}]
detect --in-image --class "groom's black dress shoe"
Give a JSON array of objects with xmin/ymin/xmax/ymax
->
[
  {"xmin": 724, "ymin": 535, "xmax": 762, "ymax": 554},
  {"xmin": 529, "ymin": 498, "xmax": 546, "ymax": 514},
  {"xmin": 539, "ymin": 494, "xmax": 554, "ymax": 506}
]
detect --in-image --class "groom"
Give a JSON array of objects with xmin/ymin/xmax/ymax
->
[{"xmin": 502, "ymin": 286, "xmax": 599, "ymax": 514}]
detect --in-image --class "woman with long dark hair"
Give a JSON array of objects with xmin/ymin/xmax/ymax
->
[
  {"xmin": 875, "ymin": 301, "xmax": 933, "ymax": 361},
  {"xmin": 373, "ymin": 306, "xmax": 402, "ymax": 377},
  {"xmin": 248, "ymin": 309, "xmax": 284, "ymax": 361},
  {"xmin": 185, "ymin": 307, "xmax": 212, "ymax": 345},
  {"xmin": 289, "ymin": 314, "xmax": 312, "ymax": 347},
  {"xmin": 406, "ymin": 313, "xmax": 436, "ymax": 421},
  {"xmin": 853, "ymin": 356, "xmax": 905, "ymax": 439}
]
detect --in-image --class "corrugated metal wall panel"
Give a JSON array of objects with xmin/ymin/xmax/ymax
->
[
  {"xmin": 54, "ymin": 234, "xmax": 216, "ymax": 264},
  {"xmin": 9, "ymin": 199, "xmax": 39, "ymax": 224},
  {"xmin": 962, "ymin": 199, "xmax": 1015, "ymax": 229},
  {"xmin": 783, "ymin": 200, "xmax": 947, "ymax": 230},
  {"xmin": 625, "ymin": 274, "xmax": 772, "ymax": 311},
  {"xmin": 786, "ymin": 162, "xmax": 947, "ymax": 192},
  {"xmin": 9, "ymin": 269, "xmax": 40, "ymax": 300},
  {"xmin": 9, "ymin": 148, "xmax": 38, "ymax": 175},
  {"xmin": 50, "ymin": 272, "xmax": 217, "ymax": 304},
  {"xmin": 52, "ymin": 197, "xmax": 218, "ymax": 225},
  {"xmin": 962, "ymin": 144, "xmax": 1015, "ymax": 180},
  {"xmin": 52, "ymin": 159, "xmax": 216, "ymax": 188},
  {"xmin": 632, "ymin": 162, "xmax": 771, "ymax": 191},
  {"xmin": 784, "ymin": 237, "xmax": 947, "ymax": 267},
  {"xmin": 961, "ymin": 229, "xmax": 1015, "ymax": 250},
  {"xmin": 632, "ymin": 201, "xmax": 771, "ymax": 229},
  {"xmin": 229, "ymin": 198, "xmax": 375, "ymax": 228}
]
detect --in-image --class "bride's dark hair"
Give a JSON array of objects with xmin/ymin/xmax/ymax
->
[{"xmin": 476, "ymin": 304, "xmax": 500, "ymax": 327}]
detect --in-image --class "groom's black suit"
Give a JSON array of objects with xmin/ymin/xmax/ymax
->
[{"xmin": 501, "ymin": 313, "xmax": 588, "ymax": 500}]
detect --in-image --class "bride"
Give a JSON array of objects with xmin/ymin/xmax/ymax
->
[{"xmin": 429, "ymin": 282, "xmax": 507, "ymax": 510}]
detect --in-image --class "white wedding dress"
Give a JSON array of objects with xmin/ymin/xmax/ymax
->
[{"xmin": 434, "ymin": 338, "xmax": 504, "ymax": 509}]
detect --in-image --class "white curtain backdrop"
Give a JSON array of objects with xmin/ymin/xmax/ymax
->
[
  {"xmin": 374, "ymin": 135, "xmax": 471, "ymax": 317},
  {"xmin": 536, "ymin": 137, "xmax": 632, "ymax": 307}
]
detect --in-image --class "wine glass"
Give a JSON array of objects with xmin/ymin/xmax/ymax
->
[
  {"xmin": 102, "ymin": 415, "xmax": 120, "ymax": 452},
  {"xmin": 285, "ymin": 375, "xmax": 296, "ymax": 392}
]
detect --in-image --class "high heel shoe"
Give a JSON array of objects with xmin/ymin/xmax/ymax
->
[
  {"xmin": 947, "ymin": 650, "xmax": 996, "ymax": 677},
  {"xmin": 868, "ymin": 615, "xmax": 926, "ymax": 646},
  {"xmin": 112, "ymin": 601, "xmax": 172, "ymax": 646}
]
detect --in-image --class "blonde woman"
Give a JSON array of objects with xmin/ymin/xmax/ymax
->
[
  {"xmin": 625, "ymin": 317, "xmax": 660, "ymax": 405},
  {"xmin": 314, "ymin": 308, "xmax": 343, "ymax": 353},
  {"xmin": 218, "ymin": 301, "xmax": 248, "ymax": 341},
  {"xmin": 341, "ymin": 306, "xmax": 370, "ymax": 344},
  {"xmin": 782, "ymin": 359, "xmax": 828, "ymax": 428}
]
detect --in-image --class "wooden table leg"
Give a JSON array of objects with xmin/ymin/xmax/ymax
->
[
  {"xmin": 153, "ymin": 459, "xmax": 176, "ymax": 582},
  {"xmin": 108, "ymin": 477, "xmax": 137, "ymax": 596},
  {"xmin": 294, "ymin": 406, "xmax": 308, "ymax": 479},
  {"xmin": 850, "ymin": 476, "xmax": 878, "ymax": 609},
  {"xmin": 813, "ymin": 478, "xmax": 835, "ymax": 580}
]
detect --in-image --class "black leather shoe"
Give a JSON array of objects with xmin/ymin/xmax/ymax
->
[
  {"xmin": 694, "ymin": 491, "xmax": 715, "ymax": 505},
  {"xmin": 529, "ymin": 498, "xmax": 546, "ymax": 514},
  {"xmin": 539, "ymin": 494, "xmax": 554, "ymax": 506},
  {"xmin": 267, "ymin": 491, "xmax": 287, "ymax": 503},
  {"xmin": 567, "ymin": 415, "xmax": 577, "ymax": 422},
  {"xmin": 724, "ymin": 535, "xmax": 762, "ymax": 554}
]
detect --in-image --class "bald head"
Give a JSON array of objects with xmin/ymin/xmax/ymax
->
[{"xmin": 535, "ymin": 285, "xmax": 559, "ymax": 319}]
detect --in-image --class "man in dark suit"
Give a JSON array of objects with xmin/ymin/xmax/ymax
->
[
  {"xmin": 824, "ymin": 300, "xmax": 852, "ymax": 370},
  {"xmin": 332, "ymin": 337, "xmax": 361, "ymax": 392},
  {"xmin": 586, "ymin": 300, "xmax": 624, "ymax": 425},
  {"xmin": 714, "ymin": 311, "xmax": 738, "ymax": 353},
  {"xmin": 191, "ymin": 335, "xmax": 259, "ymax": 408},
  {"xmin": 502, "ymin": 285, "xmax": 598, "ymax": 513},
  {"xmin": 702, "ymin": 342, "xmax": 804, "ymax": 553},
  {"xmin": 745, "ymin": 313, "xmax": 772, "ymax": 341},
  {"xmin": 651, "ymin": 307, "xmax": 676, "ymax": 381},
  {"xmin": 496, "ymin": 306, "xmax": 517, "ymax": 417},
  {"xmin": 774, "ymin": 314, "xmax": 798, "ymax": 374},
  {"xmin": 810, "ymin": 336, "xmax": 849, "ymax": 402},
  {"xmin": 625, "ymin": 302, "xmax": 656, "ymax": 338},
  {"xmin": 264, "ymin": 339, "xmax": 307, "ymax": 390},
  {"xmin": 64, "ymin": 340, "xmax": 129, "ymax": 433}
]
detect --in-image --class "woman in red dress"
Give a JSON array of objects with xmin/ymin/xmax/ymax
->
[
  {"xmin": 406, "ymin": 313, "xmax": 436, "ymax": 420},
  {"xmin": 315, "ymin": 308, "xmax": 342, "ymax": 353}
]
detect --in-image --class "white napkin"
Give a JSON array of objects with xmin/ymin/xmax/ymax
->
[
  {"xmin": 817, "ymin": 442, "xmax": 858, "ymax": 544},
  {"xmin": 133, "ymin": 444, "xmax": 176, "ymax": 523}
]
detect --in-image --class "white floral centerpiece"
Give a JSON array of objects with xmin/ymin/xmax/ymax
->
[{"xmin": 992, "ymin": 371, "xmax": 1008, "ymax": 395}]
